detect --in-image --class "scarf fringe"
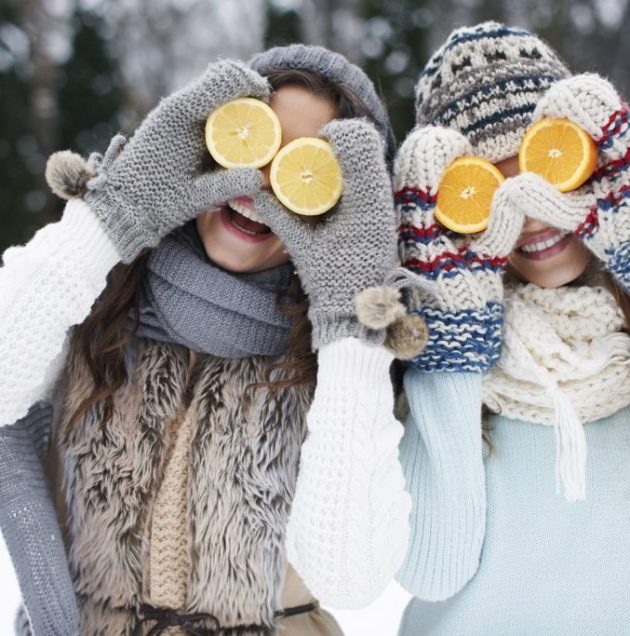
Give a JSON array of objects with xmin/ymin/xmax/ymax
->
[
  {"xmin": 483, "ymin": 282, "xmax": 630, "ymax": 502},
  {"xmin": 551, "ymin": 388, "xmax": 587, "ymax": 501}
]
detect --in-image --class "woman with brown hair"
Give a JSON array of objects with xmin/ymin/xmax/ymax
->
[
  {"xmin": 0, "ymin": 45, "xmax": 411, "ymax": 634},
  {"xmin": 388, "ymin": 22, "xmax": 630, "ymax": 634}
]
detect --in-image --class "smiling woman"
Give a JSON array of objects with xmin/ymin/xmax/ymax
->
[
  {"xmin": 390, "ymin": 21, "xmax": 630, "ymax": 636},
  {"xmin": 0, "ymin": 42, "xmax": 408, "ymax": 636}
]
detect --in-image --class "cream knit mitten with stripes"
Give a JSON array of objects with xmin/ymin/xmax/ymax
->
[
  {"xmin": 503, "ymin": 73, "xmax": 630, "ymax": 290},
  {"xmin": 395, "ymin": 125, "xmax": 525, "ymax": 372}
]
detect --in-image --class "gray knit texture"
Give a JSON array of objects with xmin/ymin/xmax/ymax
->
[
  {"xmin": 253, "ymin": 118, "xmax": 398, "ymax": 350},
  {"xmin": 415, "ymin": 21, "xmax": 571, "ymax": 162},
  {"xmin": 250, "ymin": 44, "xmax": 397, "ymax": 165},
  {"xmin": 133, "ymin": 219, "xmax": 296, "ymax": 357},
  {"xmin": 84, "ymin": 59, "xmax": 269, "ymax": 263},
  {"xmin": 0, "ymin": 403, "xmax": 79, "ymax": 635}
]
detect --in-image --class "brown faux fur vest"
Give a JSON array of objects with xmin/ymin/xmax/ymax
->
[{"xmin": 54, "ymin": 335, "xmax": 314, "ymax": 635}]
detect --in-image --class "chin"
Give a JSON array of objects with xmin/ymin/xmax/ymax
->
[{"xmin": 196, "ymin": 207, "xmax": 289, "ymax": 274}]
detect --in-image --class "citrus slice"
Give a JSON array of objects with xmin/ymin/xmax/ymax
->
[
  {"xmin": 205, "ymin": 97, "xmax": 282, "ymax": 168},
  {"xmin": 270, "ymin": 137, "xmax": 343, "ymax": 216},
  {"xmin": 435, "ymin": 157, "xmax": 505, "ymax": 234},
  {"xmin": 519, "ymin": 117, "xmax": 597, "ymax": 192}
]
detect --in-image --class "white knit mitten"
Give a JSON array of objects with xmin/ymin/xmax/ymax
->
[
  {"xmin": 395, "ymin": 126, "xmax": 525, "ymax": 372},
  {"xmin": 505, "ymin": 73, "xmax": 630, "ymax": 289}
]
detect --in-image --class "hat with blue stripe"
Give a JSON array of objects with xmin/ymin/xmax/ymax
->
[{"xmin": 415, "ymin": 22, "xmax": 571, "ymax": 162}]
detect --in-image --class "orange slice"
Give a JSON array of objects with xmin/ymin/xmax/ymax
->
[
  {"xmin": 435, "ymin": 157, "xmax": 505, "ymax": 234},
  {"xmin": 205, "ymin": 98, "xmax": 282, "ymax": 168},
  {"xmin": 270, "ymin": 137, "xmax": 343, "ymax": 216},
  {"xmin": 519, "ymin": 117, "xmax": 597, "ymax": 192}
]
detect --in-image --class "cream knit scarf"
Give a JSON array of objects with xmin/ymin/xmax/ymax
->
[{"xmin": 482, "ymin": 283, "xmax": 630, "ymax": 501}]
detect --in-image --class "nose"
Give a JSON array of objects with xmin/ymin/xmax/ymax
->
[
  {"xmin": 261, "ymin": 163, "xmax": 272, "ymax": 189},
  {"xmin": 521, "ymin": 217, "xmax": 551, "ymax": 233}
]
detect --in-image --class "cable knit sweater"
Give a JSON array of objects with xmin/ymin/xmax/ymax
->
[
  {"xmin": 0, "ymin": 199, "xmax": 410, "ymax": 622},
  {"xmin": 397, "ymin": 370, "xmax": 630, "ymax": 635}
]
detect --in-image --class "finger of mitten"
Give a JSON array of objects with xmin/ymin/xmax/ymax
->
[
  {"xmin": 470, "ymin": 179, "xmax": 526, "ymax": 259},
  {"xmin": 501, "ymin": 172, "xmax": 596, "ymax": 234},
  {"xmin": 168, "ymin": 59, "xmax": 271, "ymax": 122},
  {"xmin": 395, "ymin": 127, "xmax": 472, "ymax": 260},
  {"xmin": 393, "ymin": 125, "xmax": 473, "ymax": 193},
  {"xmin": 251, "ymin": 190, "xmax": 308, "ymax": 249},
  {"xmin": 318, "ymin": 118, "xmax": 395, "ymax": 231},
  {"xmin": 319, "ymin": 117, "xmax": 387, "ymax": 182},
  {"xmin": 188, "ymin": 168, "xmax": 263, "ymax": 217},
  {"xmin": 533, "ymin": 73, "xmax": 629, "ymax": 159}
]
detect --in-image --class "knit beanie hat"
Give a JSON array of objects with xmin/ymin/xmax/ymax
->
[
  {"xmin": 415, "ymin": 21, "xmax": 571, "ymax": 162},
  {"xmin": 250, "ymin": 44, "xmax": 396, "ymax": 165}
]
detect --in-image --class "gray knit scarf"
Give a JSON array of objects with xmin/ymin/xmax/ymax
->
[{"xmin": 133, "ymin": 220, "xmax": 296, "ymax": 357}]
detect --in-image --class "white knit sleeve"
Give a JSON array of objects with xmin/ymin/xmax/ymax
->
[
  {"xmin": 0, "ymin": 199, "xmax": 121, "ymax": 426},
  {"xmin": 286, "ymin": 337, "xmax": 411, "ymax": 608}
]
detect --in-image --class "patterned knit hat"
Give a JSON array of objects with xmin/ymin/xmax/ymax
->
[
  {"xmin": 250, "ymin": 44, "xmax": 396, "ymax": 165},
  {"xmin": 415, "ymin": 21, "xmax": 571, "ymax": 162}
]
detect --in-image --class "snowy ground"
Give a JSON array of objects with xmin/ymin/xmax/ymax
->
[{"xmin": 0, "ymin": 534, "xmax": 411, "ymax": 635}]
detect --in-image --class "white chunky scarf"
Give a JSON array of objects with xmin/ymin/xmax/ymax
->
[{"xmin": 482, "ymin": 283, "xmax": 630, "ymax": 501}]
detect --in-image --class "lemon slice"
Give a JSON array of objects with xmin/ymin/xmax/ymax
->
[
  {"xmin": 519, "ymin": 117, "xmax": 597, "ymax": 192},
  {"xmin": 270, "ymin": 137, "xmax": 343, "ymax": 216},
  {"xmin": 435, "ymin": 157, "xmax": 505, "ymax": 234},
  {"xmin": 205, "ymin": 97, "xmax": 282, "ymax": 168}
]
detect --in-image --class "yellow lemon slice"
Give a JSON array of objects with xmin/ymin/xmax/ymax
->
[
  {"xmin": 519, "ymin": 117, "xmax": 597, "ymax": 192},
  {"xmin": 205, "ymin": 98, "xmax": 282, "ymax": 168},
  {"xmin": 435, "ymin": 157, "xmax": 506, "ymax": 234},
  {"xmin": 270, "ymin": 137, "xmax": 343, "ymax": 216}
]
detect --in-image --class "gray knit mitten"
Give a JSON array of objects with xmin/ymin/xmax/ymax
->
[
  {"xmin": 502, "ymin": 73, "xmax": 630, "ymax": 289},
  {"xmin": 0, "ymin": 403, "xmax": 79, "ymax": 636},
  {"xmin": 395, "ymin": 126, "xmax": 525, "ymax": 372},
  {"xmin": 81, "ymin": 60, "xmax": 269, "ymax": 263},
  {"xmin": 253, "ymin": 118, "xmax": 398, "ymax": 350}
]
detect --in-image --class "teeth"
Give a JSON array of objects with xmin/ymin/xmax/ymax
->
[
  {"xmin": 520, "ymin": 232, "xmax": 567, "ymax": 254},
  {"xmin": 228, "ymin": 198, "xmax": 265, "ymax": 224}
]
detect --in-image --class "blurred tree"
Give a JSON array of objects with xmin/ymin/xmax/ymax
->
[
  {"xmin": 57, "ymin": 8, "xmax": 122, "ymax": 158},
  {"xmin": 0, "ymin": 1, "xmax": 41, "ymax": 251},
  {"xmin": 359, "ymin": 0, "xmax": 431, "ymax": 140},
  {"xmin": 109, "ymin": 0, "xmax": 266, "ymax": 121},
  {"xmin": 0, "ymin": 0, "xmax": 121, "ymax": 252},
  {"xmin": 265, "ymin": 0, "xmax": 363, "ymax": 62},
  {"xmin": 265, "ymin": 0, "xmax": 303, "ymax": 47}
]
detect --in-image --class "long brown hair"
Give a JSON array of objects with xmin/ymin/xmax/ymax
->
[{"xmin": 69, "ymin": 67, "xmax": 381, "ymax": 429}]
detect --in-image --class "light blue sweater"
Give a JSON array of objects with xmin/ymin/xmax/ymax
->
[{"xmin": 397, "ymin": 370, "xmax": 630, "ymax": 635}]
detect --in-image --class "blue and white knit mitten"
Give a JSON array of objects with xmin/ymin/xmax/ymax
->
[
  {"xmin": 503, "ymin": 73, "xmax": 630, "ymax": 290},
  {"xmin": 395, "ymin": 126, "xmax": 525, "ymax": 372}
]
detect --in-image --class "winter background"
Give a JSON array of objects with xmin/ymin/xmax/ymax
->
[{"xmin": 1, "ymin": 0, "xmax": 629, "ymax": 633}]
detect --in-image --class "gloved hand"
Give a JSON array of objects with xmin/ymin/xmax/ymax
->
[
  {"xmin": 252, "ymin": 118, "xmax": 400, "ymax": 350},
  {"xmin": 503, "ymin": 73, "xmax": 630, "ymax": 289},
  {"xmin": 50, "ymin": 59, "xmax": 270, "ymax": 264},
  {"xmin": 395, "ymin": 125, "xmax": 525, "ymax": 372}
]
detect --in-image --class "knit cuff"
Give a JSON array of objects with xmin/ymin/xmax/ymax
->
[
  {"xmin": 60, "ymin": 199, "xmax": 121, "ymax": 280},
  {"xmin": 315, "ymin": 337, "xmax": 395, "ymax": 391},
  {"xmin": 83, "ymin": 187, "xmax": 153, "ymax": 264},
  {"xmin": 405, "ymin": 302, "xmax": 504, "ymax": 373},
  {"xmin": 309, "ymin": 307, "xmax": 386, "ymax": 351}
]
